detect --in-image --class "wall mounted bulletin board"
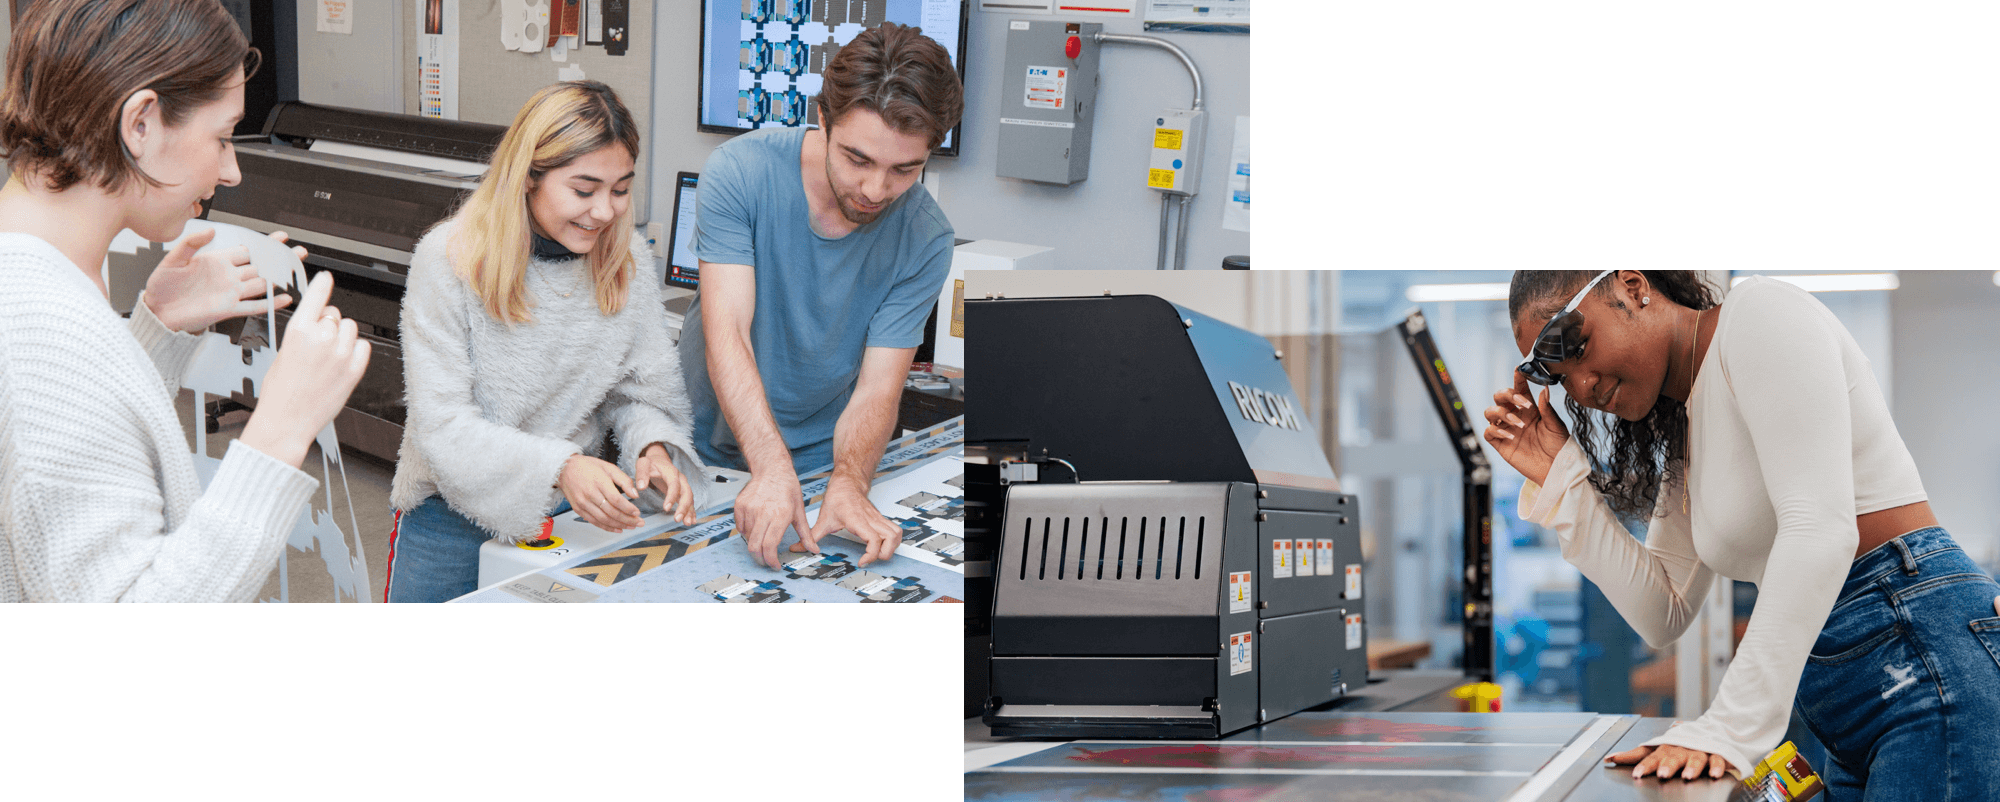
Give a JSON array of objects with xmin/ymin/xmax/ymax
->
[{"xmin": 402, "ymin": 0, "xmax": 658, "ymax": 222}]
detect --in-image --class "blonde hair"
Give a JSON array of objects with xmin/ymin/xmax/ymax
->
[{"xmin": 448, "ymin": 81, "xmax": 640, "ymax": 324}]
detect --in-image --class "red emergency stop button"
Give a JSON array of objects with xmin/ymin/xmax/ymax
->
[{"xmin": 1065, "ymin": 35, "xmax": 1081, "ymax": 59}]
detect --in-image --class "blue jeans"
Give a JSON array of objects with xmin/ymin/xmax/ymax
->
[
  {"xmin": 385, "ymin": 496, "xmax": 569, "ymax": 603},
  {"xmin": 1794, "ymin": 527, "xmax": 2000, "ymax": 801}
]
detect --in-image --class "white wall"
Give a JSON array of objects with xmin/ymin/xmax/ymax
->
[
  {"xmin": 295, "ymin": 0, "xmax": 402, "ymax": 111},
  {"xmin": 1891, "ymin": 270, "xmax": 2000, "ymax": 571},
  {"xmin": 964, "ymin": 270, "xmax": 1332, "ymax": 337},
  {"xmin": 929, "ymin": 12, "xmax": 1249, "ymax": 271}
]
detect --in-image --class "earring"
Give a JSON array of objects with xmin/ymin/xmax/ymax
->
[{"xmin": 1642, "ymin": 296, "xmax": 1650, "ymax": 306}]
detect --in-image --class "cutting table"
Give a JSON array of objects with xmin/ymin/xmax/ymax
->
[
  {"xmin": 966, "ymin": 673, "xmax": 1748, "ymax": 801},
  {"xmin": 454, "ymin": 418, "xmax": 966, "ymax": 603}
]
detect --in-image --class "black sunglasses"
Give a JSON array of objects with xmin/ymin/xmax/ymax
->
[{"xmin": 1517, "ymin": 270, "xmax": 1615, "ymax": 386}]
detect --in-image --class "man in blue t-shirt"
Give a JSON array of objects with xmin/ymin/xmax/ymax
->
[{"xmin": 680, "ymin": 22, "xmax": 964, "ymax": 570}]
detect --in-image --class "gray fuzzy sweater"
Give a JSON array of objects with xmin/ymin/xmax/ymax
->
[{"xmin": 389, "ymin": 218, "xmax": 709, "ymax": 543}]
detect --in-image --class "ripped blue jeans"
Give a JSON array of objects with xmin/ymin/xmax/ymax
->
[{"xmin": 1794, "ymin": 527, "xmax": 2000, "ymax": 801}]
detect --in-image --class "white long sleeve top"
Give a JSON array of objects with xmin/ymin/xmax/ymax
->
[
  {"xmin": 0, "ymin": 233, "xmax": 318, "ymax": 602},
  {"xmin": 1519, "ymin": 276, "xmax": 1926, "ymax": 775},
  {"xmin": 388, "ymin": 218, "xmax": 710, "ymax": 543}
]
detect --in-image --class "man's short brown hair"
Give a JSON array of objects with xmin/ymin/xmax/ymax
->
[
  {"xmin": 816, "ymin": 22, "xmax": 963, "ymax": 150},
  {"xmin": 0, "ymin": 0, "xmax": 260, "ymax": 193}
]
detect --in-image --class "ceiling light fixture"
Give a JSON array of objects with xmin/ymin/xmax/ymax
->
[
  {"xmin": 1405, "ymin": 283, "xmax": 1510, "ymax": 303},
  {"xmin": 1732, "ymin": 273, "xmax": 1898, "ymax": 293}
]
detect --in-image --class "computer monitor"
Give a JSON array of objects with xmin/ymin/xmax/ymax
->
[
  {"xmin": 665, "ymin": 172, "xmax": 700, "ymax": 290},
  {"xmin": 695, "ymin": 0, "xmax": 969, "ymax": 156}
]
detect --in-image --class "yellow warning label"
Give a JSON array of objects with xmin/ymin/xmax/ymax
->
[
  {"xmin": 1154, "ymin": 128, "xmax": 1184, "ymax": 150},
  {"xmin": 950, "ymin": 280, "xmax": 965, "ymax": 338},
  {"xmin": 1148, "ymin": 168, "xmax": 1177, "ymax": 189}
]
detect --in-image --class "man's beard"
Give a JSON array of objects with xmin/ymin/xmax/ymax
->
[{"xmin": 827, "ymin": 160, "xmax": 885, "ymax": 225}]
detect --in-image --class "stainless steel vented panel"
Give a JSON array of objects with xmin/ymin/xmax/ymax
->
[
  {"xmin": 998, "ymin": 483, "xmax": 1228, "ymax": 603},
  {"xmin": 992, "ymin": 482, "xmax": 1239, "ymax": 656},
  {"xmin": 1010, "ymin": 510, "xmax": 1212, "ymax": 583}
]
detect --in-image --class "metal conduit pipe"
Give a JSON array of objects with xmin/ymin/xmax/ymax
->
[
  {"xmin": 1173, "ymin": 194, "xmax": 1193, "ymax": 270},
  {"xmin": 1094, "ymin": 33, "xmax": 1204, "ymax": 110},
  {"xmin": 1098, "ymin": 33, "xmax": 1206, "ymax": 269}
]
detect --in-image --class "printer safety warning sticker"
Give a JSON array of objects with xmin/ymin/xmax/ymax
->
[
  {"xmin": 1346, "ymin": 564, "xmax": 1363, "ymax": 599},
  {"xmin": 1346, "ymin": 614, "xmax": 1363, "ymax": 650},
  {"xmin": 1272, "ymin": 540, "xmax": 1292, "ymax": 579},
  {"xmin": 1315, "ymin": 540, "xmax": 1334, "ymax": 576},
  {"xmin": 1228, "ymin": 571, "xmax": 1252, "ymax": 613},
  {"xmin": 1229, "ymin": 632, "xmax": 1253, "ymax": 675}
]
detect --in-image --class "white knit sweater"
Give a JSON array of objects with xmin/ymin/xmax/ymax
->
[
  {"xmin": 388, "ymin": 218, "xmax": 709, "ymax": 543},
  {"xmin": 0, "ymin": 233, "xmax": 318, "ymax": 602}
]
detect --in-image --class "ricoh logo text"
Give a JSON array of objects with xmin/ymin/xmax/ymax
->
[{"xmin": 1226, "ymin": 381, "xmax": 1302, "ymax": 431}]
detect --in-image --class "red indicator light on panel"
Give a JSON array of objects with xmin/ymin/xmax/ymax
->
[{"xmin": 1066, "ymin": 35, "xmax": 1081, "ymax": 59}]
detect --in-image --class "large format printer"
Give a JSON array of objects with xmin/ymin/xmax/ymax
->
[
  {"xmin": 203, "ymin": 102, "xmax": 506, "ymax": 460},
  {"xmin": 967, "ymin": 295, "xmax": 1366, "ymax": 739}
]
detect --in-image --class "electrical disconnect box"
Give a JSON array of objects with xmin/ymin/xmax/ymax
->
[
  {"xmin": 996, "ymin": 20, "xmax": 1101, "ymax": 185},
  {"xmin": 1147, "ymin": 108, "xmax": 1205, "ymax": 195}
]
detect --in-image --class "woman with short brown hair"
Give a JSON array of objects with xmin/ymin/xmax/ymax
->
[{"xmin": 0, "ymin": 0, "xmax": 369, "ymax": 602}]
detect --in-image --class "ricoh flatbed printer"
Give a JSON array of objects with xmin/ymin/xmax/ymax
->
[{"xmin": 968, "ymin": 295, "xmax": 1366, "ymax": 739}]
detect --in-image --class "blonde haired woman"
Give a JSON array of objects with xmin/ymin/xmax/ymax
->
[{"xmin": 387, "ymin": 81, "xmax": 705, "ymax": 602}]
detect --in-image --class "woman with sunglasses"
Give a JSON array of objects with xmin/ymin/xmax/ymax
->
[{"xmin": 1484, "ymin": 270, "xmax": 2000, "ymax": 796}]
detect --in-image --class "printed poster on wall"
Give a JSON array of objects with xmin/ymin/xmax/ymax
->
[
  {"xmin": 418, "ymin": 0, "xmax": 459, "ymax": 119},
  {"xmin": 317, "ymin": 0, "xmax": 353, "ymax": 34},
  {"xmin": 1222, "ymin": 115, "xmax": 1249, "ymax": 232},
  {"xmin": 1144, "ymin": 0, "xmax": 1249, "ymax": 30}
]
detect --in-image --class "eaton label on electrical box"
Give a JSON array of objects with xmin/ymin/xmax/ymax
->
[
  {"xmin": 1346, "ymin": 564, "xmax": 1363, "ymax": 599},
  {"xmin": 1148, "ymin": 168, "xmax": 1176, "ymax": 189},
  {"xmin": 1271, "ymin": 540, "xmax": 1292, "ymax": 578},
  {"xmin": 1315, "ymin": 539, "xmax": 1333, "ymax": 576},
  {"xmin": 1296, "ymin": 539, "xmax": 1315, "ymax": 575},
  {"xmin": 1346, "ymin": 614, "xmax": 1363, "ymax": 650},
  {"xmin": 1024, "ymin": 66, "xmax": 1068, "ymax": 109},
  {"xmin": 1154, "ymin": 128, "xmax": 1184, "ymax": 150},
  {"xmin": 1229, "ymin": 632, "xmax": 1253, "ymax": 675},
  {"xmin": 1228, "ymin": 571, "xmax": 1252, "ymax": 613}
]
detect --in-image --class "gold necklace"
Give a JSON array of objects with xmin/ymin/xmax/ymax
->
[
  {"xmin": 534, "ymin": 262, "xmax": 576, "ymax": 299},
  {"xmin": 1683, "ymin": 306, "xmax": 1704, "ymax": 516}
]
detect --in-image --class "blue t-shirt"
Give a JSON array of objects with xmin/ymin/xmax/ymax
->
[{"xmin": 680, "ymin": 127, "xmax": 954, "ymax": 473}]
